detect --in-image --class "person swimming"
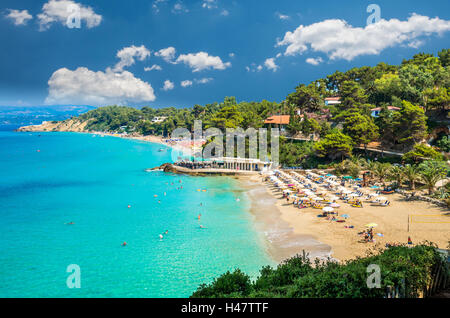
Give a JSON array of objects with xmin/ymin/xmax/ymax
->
[
  {"xmin": 159, "ymin": 234, "xmax": 163, "ymax": 239},
  {"xmin": 122, "ymin": 242, "xmax": 127, "ymax": 246},
  {"xmin": 65, "ymin": 221, "xmax": 75, "ymax": 225},
  {"xmin": 165, "ymin": 230, "xmax": 168, "ymax": 235},
  {"xmin": 198, "ymin": 213, "xmax": 201, "ymax": 220}
]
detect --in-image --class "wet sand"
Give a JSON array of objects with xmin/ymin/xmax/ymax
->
[
  {"xmin": 237, "ymin": 175, "xmax": 332, "ymax": 263},
  {"xmin": 237, "ymin": 174, "xmax": 450, "ymax": 263}
]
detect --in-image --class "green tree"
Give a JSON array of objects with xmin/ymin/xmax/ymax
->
[
  {"xmin": 419, "ymin": 160, "xmax": 449, "ymax": 195},
  {"xmin": 403, "ymin": 164, "xmax": 420, "ymax": 190},
  {"xmin": 314, "ymin": 131, "xmax": 353, "ymax": 161},
  {"xmin": 402, "ymin": 143, "xmax": 445, "ymax": 164},
  {"xmin": 436, "ymin": 135, "xmax": 450, "ymax": 153},
  {"xmin": 285, "ymin": 83, "xmax": 323, "ymax": 113},
  {"xmin": 393, "ymin": 101, "xmax": 428, "ymax": 149},
  {"xmin": 342, "ymin": 112, "xmax": 379, "ymax": 150},
  {"xmin": 373, "ymin": 162, "xmax": 392, "ymax": 186}
]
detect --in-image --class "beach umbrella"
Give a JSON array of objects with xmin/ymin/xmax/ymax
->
[
  {"xmin": 365, "ymin": 223, "xmax": 378, "ymax": 228},
  {"xmin": 323, "ymin": 207, "xmax": 334, "ymax": 212},
  {"xmin": 341, "ymin": 214, "xmax": 350, "ymax": 218},
  {"xmin": 377, "ymin": 196, "xmax": 387, "ymax": 201},
  {"xmin": 370, "ymin": 193, "xmax": 379, "ymax": 197},
  {"xmin": 315, "ymin": 197, "xmax": 324, "ymax": 201},
  {"xmin": 348, "ymin": 193, "xmax": 359, "ymax": 197},
  {"xmin": 330, "ymin": 203, "xmax": 340, "ymax": 208}
]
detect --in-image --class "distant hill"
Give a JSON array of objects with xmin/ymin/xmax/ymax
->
[{"xmin": 0, "ymin": 105, "xmax": 95, "ymax": 130}]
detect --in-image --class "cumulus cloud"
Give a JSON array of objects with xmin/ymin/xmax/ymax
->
[
  {"xmin": 5, "ymin": 9, "xmax": 33, "ymax": 26},
  {"xmin": 220, "ymin": 10, "xmax": 229, "ymax": 16},
  {"xmin": 144, "ymin": 64, "xmax": 162, "ymax": 71},
  {"xmin": 181, "ymin": 80, "xmax": 193, "ymax": 87},
  {"xmin": 113, "ymin": 45, "xmax": 151, "ymax": 72},
  {"xmin": 155, "ymin": 47, "xmax": 177, "ymax": 63},
  {"xmin": 264, "ymin": 58, "xmax": 279, "ymax": 72},
  {"xmin": 46, "ymin": 67, "xmax": 156, "ymax": 105},
  {"xmin": 176, "ymin": 52, "xmax": 231, "ymax": 72},
  {"xmin": 306, "ymin": 57, "xmax": 323, "ymax": 65},
  {"xmin": 162, "ymin": 80, "xmax": 175, "ymax": 91},
  {"xmin": 277, "ymin": 14, "xmax": 450, "ymax": 61},
  {"xmin": 37, "ymin": 0, "xmax": 102, "ymax": 31}
]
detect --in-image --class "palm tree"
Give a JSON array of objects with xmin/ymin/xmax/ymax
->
[
  {"xmin": 373, "ymin": 162, "xmax": 392, "ymax": 186},
  {"xmin": 402, "ymin": 164, "xmax": 420, "ymax": 191},
  {"xmin": 388, "ymin": 166, "xmax": 404, "ymax": 188},
  {"xmin": 419, "ymin": 161, "xmax": 448, "ymax": 195}
]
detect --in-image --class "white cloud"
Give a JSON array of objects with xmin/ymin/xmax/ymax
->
[
  {"xmin": 37, "ymin": 0, "xmax": 102, "ymax": 31},
  {"xmin": 229, "ymin": 52, "xmax": 235, "ymax": 58},
  {"xmin": 202, "ymin": 0, "xmax": 217, "ymax": 9},
  {"xmin": 162, "ymin": 80, "xmax": 175, "ymax": 91},
  {"xmin": 264, "ymin": 58, "xmax": 279, "ymax": 72},
  {"xmin": 172, "ymin": 2, "xmax": 189, "ymax": 14},
  {"xmin": 220, "ymin": 10, "xmax": 229, "ymax": 16},
  {"xmin": 144, "ymin": 64, "xmax": 162, "ymax": 71},
  {"xmin": 46, "ymin": 67, "xmax": 156, "ymax": 105},
  {"xmin": 195, "ymin": 77, "xmax": 213, "ymax": 84},
  {"xmin": 155, "ymin": 47, "xmax": 176, "ymax": 63},
  {"xmin": 246, "ymin": 64, "xmax": 263, "ymax": 72},
  {"xmin": 277, "ymin": 13, "xmax": 290, "ymax": 20},
  {"xmin": 276, "ymin": 53, "xmax": 282, "ymax": 58},
  {"xmin": 181, "ymin": 80, "xmax": 193, "ymax": 87},
  {"xmin": 176, "ymin": 52, "xmax": 231, "ymax": 72},
  {"xmin": 152, "ymin": 0, "xmax": 168, "ymax": 13},
  {"xmin": 306, "ymin": 57, "xmax": 323, "ymax": 65},
  {"xmin": 407, "ymin": 40, "xmax": 425, "ymax": 49},
  {"xmin": 5, "ymin": 9, "xmax": 33, "ymax": 26},
  {"xmin": 113, "ymin": 45, "xmax": 151, "ymax": 72},
  {"xmin": 277, "ymin": 14, "xmax": 450, "ymax": 61}
]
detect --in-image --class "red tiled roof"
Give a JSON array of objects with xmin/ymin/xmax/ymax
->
[
  {"xmin": 264, "ymin": 115, "xmax": 290, "ymax": 125},
  {"xmin": 325, "ymin": 97, "xmax": 341, "ymax": 101},
  {"xmin": 370, "ymin": 106, "xmax": 401, "ymax": 112}
]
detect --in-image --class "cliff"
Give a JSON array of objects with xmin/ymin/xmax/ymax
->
[{"xmin": 16, "ymin": 119, "xmax": 91, "ymax": 132}]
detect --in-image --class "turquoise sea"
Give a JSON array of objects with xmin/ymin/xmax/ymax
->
[{"xmin": 0, "ymin": 131, "xmax": 274, "ymax": 297}]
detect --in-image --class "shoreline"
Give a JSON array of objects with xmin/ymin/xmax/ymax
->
[{"xmin": 236, "ymin": 174, "xmax": 333, "ymax": 263}]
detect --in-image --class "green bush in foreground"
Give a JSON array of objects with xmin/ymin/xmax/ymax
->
[{"xmin": 191, "ymin": 243, "xmax": 448, "ymax": 298}]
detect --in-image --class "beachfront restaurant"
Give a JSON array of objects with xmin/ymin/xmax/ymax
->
[
  {"xmin": 176, "ymin": 157, "xmax": 273, "ymax": 172},
  {"xmin": 219, "ymin": 157, "xmax": 272, "ymax": 172}
]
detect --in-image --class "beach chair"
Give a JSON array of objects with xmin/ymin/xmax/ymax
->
[{"xmin": 380, "ymin": 200, "xmax": 390, "ymax": 207}]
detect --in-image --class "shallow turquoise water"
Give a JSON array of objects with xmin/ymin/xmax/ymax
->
[{"xmin": 0, "ymin": 131, "xmax": 274, "ymax": 297}]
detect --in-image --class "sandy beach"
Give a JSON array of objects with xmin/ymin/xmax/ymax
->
[{"xmin": 238, "ymin": 174, "xmax": 450, "ymax": 263}]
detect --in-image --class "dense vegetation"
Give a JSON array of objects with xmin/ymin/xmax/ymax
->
[
  {"xmin": 70, "ymin": 49, "xmax": 449, "ymax": 169},
  {"xmin": 191, "ymin": 244, "xmax": 449, "ymax": 298}
]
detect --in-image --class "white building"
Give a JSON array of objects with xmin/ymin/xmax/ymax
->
[{"xmin": 151, "ymin": 116, "xmax": 168, "ymax": 123}]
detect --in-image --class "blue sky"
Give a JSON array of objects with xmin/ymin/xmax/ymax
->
[{"xmin": 1, "ymin": 0, "xmax": 449, "ymax": 108}]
